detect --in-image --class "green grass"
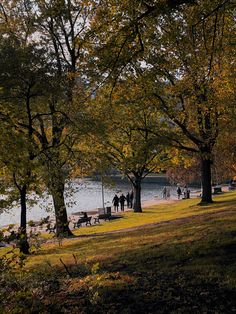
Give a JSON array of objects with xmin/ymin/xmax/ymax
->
[
  {"xmin": 68, "ymin": 191, "xmax": 236, "ymax": 236},
  {"xmin": 1, "ymin": 191, "xmax": 236, "ymax": 313}
]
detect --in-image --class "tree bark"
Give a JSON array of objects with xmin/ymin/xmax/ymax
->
[
  {"xmin": 200, "ymin": 155, "xmax": 213, "ymax": 204},
  {"xmin": 50, "ymin": 171, "xmax": 73, "ymax": 237},
  {"xmin": 132, "ymin": 177, "xmax": 142, "ymax": 213},
  {"xmin": 19, "ymin": 185, "xmax": 30, "ymax": 254}
]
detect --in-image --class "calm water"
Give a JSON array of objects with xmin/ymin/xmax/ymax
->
[{"xmin": 0, "ymin": 177, "xmax": 177, "ymax": 227}]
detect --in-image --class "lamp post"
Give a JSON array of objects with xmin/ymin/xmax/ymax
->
[{"xmin": 101, "ymin": 175, "xmax": 105, "ymax": 211}]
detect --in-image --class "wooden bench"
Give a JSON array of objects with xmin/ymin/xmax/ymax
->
[
  {"xmin": 94, "ymin": 213, "xmax": 111, "ymax": 224},
  {"xmin": 74, "ymin": 216, "xmax": 92, "ymax": 228}
]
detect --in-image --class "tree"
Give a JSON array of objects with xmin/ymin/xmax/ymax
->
[
  {"xmin": 166, "ymin": 151, "xmax": 201, "ymax": 186},
  {"xmin": 142, "ymin": 1, "xmax": 234, "ymax": 203},
  {"xmin": 0, "ymin": 36, "xmax": 50, "ymax": 252},
  {"xmin": 0, "ymin": 0, "xmax": 97, "ymax": 236},
  {"xmin": 89, "ymin": 0, "xmax": 234, "ymax": 205},
  {"xmin": 29, "ymin": 0, "xmax": 97, "ymax": 235},
  {"xmin": 86, "ymin": 78, "xmax": 171, "ymax": 212}
]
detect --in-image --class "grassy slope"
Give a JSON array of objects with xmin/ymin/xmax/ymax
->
[{"xmin": 1, "ymin": 191, "xmax": 236, "ymax": 313}]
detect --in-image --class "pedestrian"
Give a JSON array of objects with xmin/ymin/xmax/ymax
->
[
  {"xmin": 183, "ymin": 185, "xmax": 187, "ymax": 199},
  {"xmin": 177, "ymin": 186, "xmax": 182, "ymax": 199},
  {"xmin": 129, "ymin": 191, "xmax": 133, "ymax": 208},
  {"xmin": 166, "ymin": 187, "xmax": 170, "ymax": 199},
  {"xmin": 119, "ymin": 193, "xmax": 126, "ymax": 211},
  {"xmin": 162, "ymin": 186, "xmax": 167, "ymax": 199},
  {"xmin": 112, "ymin": 194, "xmax": 119, "ymax": 212},
  {"xmin": 126, "ymin": 192, "xmax": 130, "ymax": 208}
]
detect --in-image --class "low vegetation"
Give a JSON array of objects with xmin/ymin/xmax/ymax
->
[{"xmin": 1, "ymin": 191, "xmax": 236, "ymax": 313}]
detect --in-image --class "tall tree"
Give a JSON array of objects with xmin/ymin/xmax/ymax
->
[
  {"xmin": 0, "ymin": 0, "xmax": 97, "ymax": 236},
  {"xmin": 90, "ymin": 0, "xmax": 234, "ymax": 204},
  {"xmin": 141, "ymin": 1, "xmax": 234, "ymax": 203},
  {"xmin": 0, "ymin": 38, "xmax": 47, "ymax": 253},
  {"xmin": 27, "ymin": 0, "xmax": 97, "ymax": 235},
  {"xmin": 86, "ymin": 78, "xmax": 170, "ymax": 212}
]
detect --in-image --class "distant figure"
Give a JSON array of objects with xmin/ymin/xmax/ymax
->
[
  {"xmin": 183, "ymin": 185, "xmax": 187, "ymax": 199},
  {"xmin": 129, "ymin": 191, "xmax": 134, "ymax": 208},
  {"xmin": 83, "ymin": 212, "xmax": 88, "ymax": 218},
  {"xmin": 112, "ymin": 194, "xmax": 119, "ymax": 212},
  {"xmin": 187, "ymin": 188, "xmax": 190, "ymax": 199},
  {"xmin": 119, "ymin": 194, "xmax": 126, "ymax": 211},
  {"xmin": 126, "ymin": 192, "xmax": 130, "ymax": 208},
  {"xmin": 177, "ymin": 186, "xmax": 182, "ymax": 199},
  {"xmin": 166, "ymin": 187, "xmax": 170, "ymax": 199},
  {"xmin": 162, "ymin": 186, "xmax": 167, "ymax": 199}
]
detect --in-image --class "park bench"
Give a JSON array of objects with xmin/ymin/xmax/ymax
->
[
  {"xmin": 94, "ymin": 207, "xmax": 112, "ymax": 223},
  {"xmin": 94, "ymin": 213, "xmax": 111, "ymax": 224},
  {"xmin": 74, "ymin": 216, "xmax": 92, "ymax": 228},
  {"xmin": 213, "ymin": 186, "xmax": 222, "ymax": 194}
]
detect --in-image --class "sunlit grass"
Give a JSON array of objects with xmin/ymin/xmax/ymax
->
[
  {"xmin": 69, "ymin": 191, "xmax": 236, "ymax": 236},
  {"xmin": 26, "ymin": 191, "xmax": 236, "ymax": 269},
  {"xmin": 2, "ymin": 190, "xmax": 236, "ymax": 312}
]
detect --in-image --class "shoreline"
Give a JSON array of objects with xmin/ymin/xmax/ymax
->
[
  {"xmin": 1, "ymin": 186, "xmax": 228, "ymax": 233},
  {"xmin": 0, "ymin": 194, "xmax": 180, "ymax": 233}
]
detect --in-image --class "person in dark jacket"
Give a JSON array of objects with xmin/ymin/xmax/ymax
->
[
  {"xmin": 112, "ymin": 194, "xmax": 119, "ymax": 212},
  {"xmin": 177, "ymin": 186, "xmax": 182, "ymax": 199},
  {"xmin": 119, "ymin": 194, "xmax": 126, "ymax": 211}
]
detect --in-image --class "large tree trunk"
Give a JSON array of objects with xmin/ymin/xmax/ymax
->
[
  {"xmin": 200, "ymin": 155, "xmax": 213, "ymax": 204},
  {"xmin": 132, "ymin": 177, "xmax": 142, "ymax": 213},
  {"xmin": 19, "ymin": 185, "xmax": 30, "ymax": 254},
  {"xmin": 50, "ymin": 171, "xmax": 73, "ymax": 237}
]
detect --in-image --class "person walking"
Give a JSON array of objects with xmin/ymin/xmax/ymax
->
[
  {"xmin": 183, "ymin": 185, "xmax": 187, "ymax": 199},
  {"xmin": 119, "ymin": 194, "xmax": 126, "ymax": 211},
  {"xmin": 112, "ymin": 194, "xmax": 119, "ymax": 212},
  {"xmin": 166, "ymin": 187, "xmax": 170, "ymax": 199},
  {"xmin": 177, "ymin": 186, "xmax": 182, "ymax": 199},
  {"xmin": 162, "ymin": 186, "xmax": 167, "ymax": 199}
]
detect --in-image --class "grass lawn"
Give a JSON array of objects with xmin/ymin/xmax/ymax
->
[{"xmin": 1, "ymin": 191, "xmax": 236, "ymax": 313}]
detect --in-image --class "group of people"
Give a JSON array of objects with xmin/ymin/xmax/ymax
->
[
  {"xmin": 162, "ymin": 186, "xmax": 171, "ymax": 199},
  {"xmin": 162, "ymin": 185, "xmax": 191, "ymax": 200},
  {"xmin": 112, "ymin": 191, "xmax": 133, "ymax": 212},
  {"xmin": 177, "ymin": 185, "xmax": 190, "ymax": 199}
]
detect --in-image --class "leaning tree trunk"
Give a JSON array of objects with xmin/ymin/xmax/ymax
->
[
  {"xmin": 50, "ymin": 170, "xmax": 73, "ymax": 237},
  {"xmin": 200, "ymin": 154, "xmax": 213, "ymax": 204},
  {"xmin": 19, "ymin": 185, "xmax": 30, "ymax": 254},
  {"xmin": 132, "ymin": 177, "xmax": 142, "ymax": 213}
]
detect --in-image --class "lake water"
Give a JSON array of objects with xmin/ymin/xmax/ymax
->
[{"xmin": 0, "ymin": 176, "xmax": 177, "ymax": 227}]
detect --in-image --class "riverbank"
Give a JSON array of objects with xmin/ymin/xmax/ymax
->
[
  {"xmin": 0, "ymin": 185, "xmax": 227, "ymax": 235},
  {"xmin": 0, "ymin": 179, "xmax": 176, "ymax": 227}
]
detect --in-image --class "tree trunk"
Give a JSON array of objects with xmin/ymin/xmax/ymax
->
[
  {"xmin": 50, "ymin": 175, "xmax": 73, "ymax": 237},
  {"xmin": 200, "ymin": 155, "xmax": 213, "ymax": 204},
  {"xmin": 19, "ymin": 185, "xmax": 30, "ymax": 254},
  {"xmin": 132, "ymin": 177, "xmax": 142, "ymax": 213}
]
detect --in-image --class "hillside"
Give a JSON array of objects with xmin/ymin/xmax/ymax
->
[{"xmin": 1, "ymin": 191, "xmax": 236, "ymax": 313}]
